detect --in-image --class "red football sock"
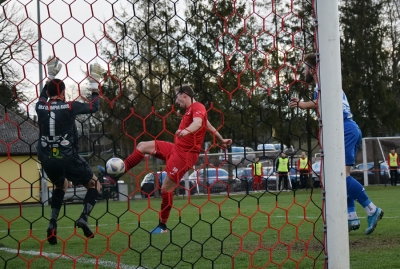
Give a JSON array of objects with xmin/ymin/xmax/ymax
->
[
  {"xmin": 160, "ymin": 191, "xmax": 174, "ymax": 224},
  {"xmin": 124, "ymin": 149, "xmax": 144, "ymax": 171}
]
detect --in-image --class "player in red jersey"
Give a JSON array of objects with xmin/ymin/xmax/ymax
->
[{"xmin": 122, "ymin": 85, "xmax": 232, "ymax": 233}]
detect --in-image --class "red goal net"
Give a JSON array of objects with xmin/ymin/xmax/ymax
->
[{"xmin": 0, "ymin": 0, "xmax": 324, "ymax": 268}]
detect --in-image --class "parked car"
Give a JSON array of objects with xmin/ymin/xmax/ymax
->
[
  {"xmin": 237, "ymin": 166, "xmax": 274, "ymax": 180},
  {"xmin": 350, "ymin": 162, "xmax": 390, "ymax": 185},
  {"xmin": 189, "ymin": 168, "xmax": 241, "ymax": 193},
  {"xmin": 235, "ymin": 167, "xmax": 254, "ymax": 191},
  {"xmin": 235, "ymin": 166, "xmax": 276, "ymax": 191},
  {"xmin": 272, "ymin": 144, "xmax": 287, "ymax": 152},
  {"xmin": 48, "ymin": 173, "xmax": 117, "ymax": 203},
  {"xmin": 256, "ymin": 144, "xmax": 279, "ymax": 160},
  {"xmin": 219, "ymin": 146, "xmax": 256, "ymax": 165},
  {"xmin": 288, "ymin": 167, "xmax": 299, "ymax": 188},
  {"xmin": 266, "ymin": 167, "xmax": 299, "ymax": 190},
  {"xmin": 48, "ymin": 186, "xmax": 87, "ymax": 205},
  {"xmin": 257, "ymin": 144, "xmax": 276, "ymax": 152},
  {"xmin": 311, "ymin": 161, "xmax": 321, "ymax": 188},
  {"xmin": 140, "ymin": 171, "xmax": 197, "ymax": 197},
  {"xmin": 100, "ymin": 175, "xmax": 119, "ymax": 200},
  {"xmin": 236, "ymin": 167, "xmax": 253, "ymax": 181},
  {"xmin": 141, "ymin": 171, "xmax": 165, "ymax": 197},
  {"xmin": 263, "ymin": 166, "xmax": 278, "ymax": 190}
]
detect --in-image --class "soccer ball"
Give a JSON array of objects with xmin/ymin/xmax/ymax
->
[{"xmin": 106, "ymin": 157, "xmax": 125, "ymax": 177}]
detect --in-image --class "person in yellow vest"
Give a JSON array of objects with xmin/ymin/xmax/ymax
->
[
  {"xmin": 297, "ymin": 152, "xmax": 311, "ymax": 190},
  {"xmin": 252, "ymin": 157, "xmax": 264, "ymax": 192},
  {"xmin": 276, "ymin": 152, "xmax": 290, "ymax": 192},
  {"xmin": 387, "ymin": 149, "xmax": 399, "ymax": 186}
]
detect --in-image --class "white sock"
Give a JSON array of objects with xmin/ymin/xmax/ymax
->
[
  {"xmin": 364, "ymin": 202, "xmax": 377, "ymax": 216},
  {"xmin": 348, "ymin": 212, "xmax": 358, "ymax": 220}
]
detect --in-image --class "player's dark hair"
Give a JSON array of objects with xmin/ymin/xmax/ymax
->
[
  {"xmin": 47, "ymin": 79, "xmax": 66, "ymax": 97},
  {"xmin": 304, "ymin": 53, "xmax": 316, "ymax": 68},
  {"xmin": 175, "ymin": 84, "xmax": 194, "ymax": 97}
]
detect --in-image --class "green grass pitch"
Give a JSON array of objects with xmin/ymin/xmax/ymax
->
[{"xmin": 0, "ymin": 186, "xmax": 398, "ymax": 268}]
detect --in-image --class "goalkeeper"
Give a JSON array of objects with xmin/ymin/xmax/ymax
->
[
  {"xmin": 289, "ymin": 53, "xmax": 383, "ymax": 235},
  {"xmin": 36, "ymin": 57, "xmax": 105, "ymax": 244}
]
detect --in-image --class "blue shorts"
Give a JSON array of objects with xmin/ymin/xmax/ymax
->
[{"xmin": 344, "ymin": 119, "xmax": 362, "ymax": 166}]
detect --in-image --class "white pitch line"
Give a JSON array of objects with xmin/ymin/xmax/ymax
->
[{"xmin": 0, "ymin": 247, "xmax": 149, "ymax": 269}]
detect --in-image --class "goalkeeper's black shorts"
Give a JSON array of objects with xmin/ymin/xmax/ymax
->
[{"xmin": 40, "ymin": 154, "xmax": 93, "ymax": 187}]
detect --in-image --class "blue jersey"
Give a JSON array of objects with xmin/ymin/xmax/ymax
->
[
  {"xmin": 313, "ymin": 85, "xmax": 360, "ymax": 165},
  {"xmin": 341, "ymin": 92, "xmax": 353, "ymax": 120},
  {"xmin": 314, "ymin": 86, "xmax": 353, "ymax": 120}
]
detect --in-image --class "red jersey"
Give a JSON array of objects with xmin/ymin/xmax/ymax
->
[{"xmin": 175, "ymin": 102, "xmax": 207, "ymax": 152}]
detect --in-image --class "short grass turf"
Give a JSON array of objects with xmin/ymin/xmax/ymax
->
[{"xmin": 0, "ymin": 186, "xmax": 397, "ymax": 268}]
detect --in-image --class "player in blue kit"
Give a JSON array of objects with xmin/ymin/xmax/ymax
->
[{"xmin": 289, "ymin": 53, "xmax": 383, "ymax": 235}]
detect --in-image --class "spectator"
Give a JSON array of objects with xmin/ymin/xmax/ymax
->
[
  {"xmin": 252, "ymin": 157, "xmax": 263, "ymax": 192},
  {"xmin": 387, "ymin": 149, "xmax": 399, "ymax": 186},
  {"xmin": 276, "ymin": 152, "xmax": 290, "ymax": 192},
  {"xmin": 297, "ymin": 152, "xmax": 311, "ymax": 190}
]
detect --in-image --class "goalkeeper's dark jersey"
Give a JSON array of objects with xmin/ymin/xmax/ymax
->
[{"xmin": 35, "ymin": 84, "xmax": 99, "ymax": 162}]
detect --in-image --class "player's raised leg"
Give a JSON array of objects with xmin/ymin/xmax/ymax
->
[{"xmin": 124, "ymin": 141, "xmax": 157, "ymax": 171}]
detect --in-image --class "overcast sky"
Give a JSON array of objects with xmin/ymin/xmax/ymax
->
[
  {"xmin": 20, "ymin": 0, "xmax": 113, "ymax": 101},
  {"xmin": 7, "ymin": 0, "xmax": 187, "ymax": 114}
]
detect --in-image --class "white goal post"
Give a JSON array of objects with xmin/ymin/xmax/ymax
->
[{"xmin": 317, "ymin": 0, "xmax": 349, "ymax": 268}]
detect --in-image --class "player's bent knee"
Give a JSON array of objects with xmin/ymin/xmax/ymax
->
[
  {"xmin": 56, "ymin": 178, "xmax": 69, "ymax": 192},
  {"xmin": 92, "ymin": 175, "xmax": 102, "ymax": 190},
  {"xmin": 85, "ymin": 178, "xmax": 101, "ymax": 191},
  {"xmin": 136, "ymin": 141, "xmax": 155, "ymax": 154}
]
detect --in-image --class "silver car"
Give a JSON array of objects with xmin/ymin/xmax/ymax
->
[
  {"xmin": 312, "ymin": 161, "xmax": 321, "ymax": 188},
  {"xmin": 189, "ymin": 168, "xmax": 241, "ymax": 193}
]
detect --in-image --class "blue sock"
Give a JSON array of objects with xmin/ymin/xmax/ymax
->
[
  {"xmin": 347, "ymin": 195, "xmax": 359, "ymax": 219},
  {"xmin": 347, "ymin": 195, "xmax": 356, "ymax": 213},
  {"xmin": 346, "ymin": 176, "xmax": 371, "ymax": 208}
]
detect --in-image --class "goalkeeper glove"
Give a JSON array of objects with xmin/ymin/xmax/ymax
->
[
  {"xmin": 47, "ymin": 56, "xmax": 62, "ymax": 80},
  {"xmin": 87, "ymin": 63, "xmax": 105, "ymax": 90}
]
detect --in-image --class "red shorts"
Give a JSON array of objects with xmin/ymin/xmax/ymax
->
[
  {"xmin": 253, "ymin": 175, "xmax": 262, "ymax": 184},
  {"xmin": 155, "ymin": 141, "xmax": 199, "ymax": 183}
]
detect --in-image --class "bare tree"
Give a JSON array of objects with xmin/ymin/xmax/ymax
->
[
  {"xmin": 0, "ymin": 2, "xmax": 37, "ymax": 112},
  {"xmin": 384, "ymin": 1, "xmax": 400, "ymax": 88}
]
